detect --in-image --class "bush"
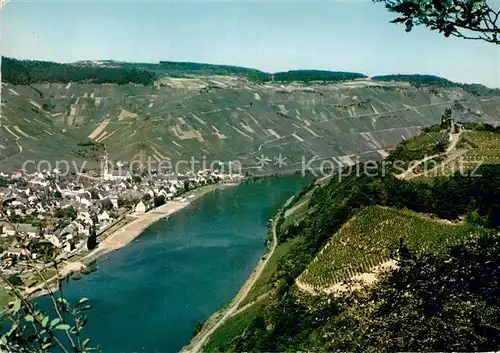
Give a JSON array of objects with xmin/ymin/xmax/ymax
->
[{"xmin": 153, "ymin": 195, "xmax": 165, "ymax": 208}]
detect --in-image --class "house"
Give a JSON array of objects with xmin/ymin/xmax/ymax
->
[
  {"xmin": 135, "ymin": 201, "xmax": 146, "ymax": 214},
  {"xmin": 16, "ymin": 224, "xmax": 41, "ymax": 238},
  {"xmin": 105, "ymin": 170, "xmax": 132, "ymax": 182},
  {"xmin": 2, "ymin": 248, "xmax": 30, "ymax": 259},
  {"xmin": 44, "ymin": 233, "xmax": 61, "ymax": 248},
  {"xmin": 98, "ymin": 211, "xmax": 110, "ymax": 222},
  {"xmin": 0, "ymin": 221, "xmax": 15, "ymax": 237},
  {"xmin": 110, "ymin": 196, "xmax": 118, "ymax": 209}
]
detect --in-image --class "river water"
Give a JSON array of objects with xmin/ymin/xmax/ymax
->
[{"xmin": 38, "ymin": 175, "xmax": 309, "ymax": 353}]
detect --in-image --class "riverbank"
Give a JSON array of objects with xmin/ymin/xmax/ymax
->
[
  {"xmin": 21, "ymin": 182, "xmax": 240, "ymax": 302},
  {"xmin": 181, "ymin": 206, "xmax": 282, "ymax": 353}
]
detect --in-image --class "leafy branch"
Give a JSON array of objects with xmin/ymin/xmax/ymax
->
[
  {"xmin": 375, "ymin": 0, "xmax": 500, "ymax": 44},
  {"xmin": 0, "ymin": 203, "xmax": 100, "ymax": 352}
]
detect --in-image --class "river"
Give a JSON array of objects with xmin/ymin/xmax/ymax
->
[{"xmin": 37, "ymin": 175, "xmax": 309, "ymax": 353}]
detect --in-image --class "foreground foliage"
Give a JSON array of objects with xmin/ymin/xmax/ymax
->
[
  {"xmin": 375, "ymin": 0, "xmax": 500, "ymax": 45},
  {"xmin": 0, "ymin": 210, "xmax": 100, "ymax": 352}
]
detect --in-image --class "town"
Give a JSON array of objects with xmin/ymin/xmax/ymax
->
[{"xmin": 0, "ymin": 167, "xmax": 243, "ymax": 277}]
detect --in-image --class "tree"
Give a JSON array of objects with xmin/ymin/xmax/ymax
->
[
  {"xmin": 153, "ymin": 195, "xmax": 165, "ymax": 208},
  {"xmin": 54, "ymin": 191, "xmax": 62, "ymax": 199},
  {"xmin": 193, "ymin": 321, "xmax": 204, "ymax": 336},
  {"xmin": 375, "ymin": 0, "xmax": 500, "ymax": 44},
  {"xmin": 7, "ymin": 275, "xmax": 23, "ymax": 287},
  {"xmin": 54, "ymin": 206, "xmax": 77, "ymax": 220},
  {"xmin": 441, "ymin": 108, "xmax": 453, "ymax": 129},
  {"xmin": 100, "ymin": 198, "xmax": 113, "ymax": 211},
  {"xmin": 87, "ymin": 226, "xmax": 97, "ymax": 251}
]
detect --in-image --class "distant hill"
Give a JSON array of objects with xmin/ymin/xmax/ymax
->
[
  {"xmin": 4, "ymin": 58, "xmax": 498, "ymax": 91},
  {"xmin": 273, "ymin": 70, "xmax": 367, "ymax": 83},
  {"xmin": 372, "ymin": 74, "xmax": 500, "ymax": 96},
  {"xmin": 1, "ymin": 57, "xmax": 156, "ymax": 85},
  {"xmin": 1, "ymin": 57, "xmax": 369, "ymax": 85},
  {"xmin": 157, "ymin": 61, "xmax": 270, "ymax": 82}
]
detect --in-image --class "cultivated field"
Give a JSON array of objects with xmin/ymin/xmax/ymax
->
[
  {"xmin": 2, "ymin": 79, "xmax": 500, "ymax": 172},
  {"xmin": 421, "ymin": 130, "xmax": 500, "ymax": 177},
  {"xmin": 297, "ymin": 206, "xmax": 485, "ymax": 293}
]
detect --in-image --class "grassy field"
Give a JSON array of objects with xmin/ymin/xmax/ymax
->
[
  {"xmin": 203, "ymin": 298, "xmax": 269, "ymax": 352},
  {"xmin": 280, "ymin": 197, "xmax": 311, "ymax": 234},
  {"xmin": 0, "ymin": 267, "xmax": 59, "ymax": 308},
  {"xmin": 240, "ymin": 237, "xmax": 302, "ymax": 306},
  {"xmin": 298, "ymin": 206, "xmax": 486, "ymax": 291},
  {"xmin": 388, "ymin": 129, "xmax": 447, "ymax": 169}
]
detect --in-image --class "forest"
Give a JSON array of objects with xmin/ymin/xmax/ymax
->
[
  {"xmin": 272, "ymin": 70, "xmax": 367, "ymax": 83},
  {"xmin": 1, "ymin": 57, "xmax": 156, "ymax": 85},
  {"xmin": 372, "ymin": 74, "xmax": 500, "ymax": 96}
]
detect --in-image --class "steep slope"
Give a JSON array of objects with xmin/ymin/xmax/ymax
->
[
  {"xmin": 297, "ymin": 206, "xmax": 483, "ymax": 295},
  {"xmin": 0, "ymin": 83, "xmax": 103, "ymax": 171},
  {"xmin": 3, "ymin": 76, "xmax": 500, "ymax": 173}
]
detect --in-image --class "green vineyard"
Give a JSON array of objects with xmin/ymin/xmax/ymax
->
[
  {"xmin": 298, "ymin": 206, "xmax": 485, "ymax": 290},
  {"xmin": 419, "ymin": 130, "xmax": 500, "ymax": 178},
  {"xmin": 461, "ymin": 131, "xmax": 500, "ymax": 165}
]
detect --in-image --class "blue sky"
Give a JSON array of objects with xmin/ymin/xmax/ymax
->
[{"xmin": 2, "ymin": 0, "xmax": 500, "ymax": 87}]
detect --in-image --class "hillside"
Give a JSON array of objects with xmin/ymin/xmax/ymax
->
[
  {"xmin": 199, "ymin": 125, "xmax": 500, "ymax": 352},
  {"xmin": 2, "ymin": 59, "xmax": 500, "ymax": 173},
  {"xmin": 297, "ymin": 206, "xmax": 485, "ymax": 295},
  {"xmin": 0, "ymin": 84, "xmax": 104, "ymax": 171}
]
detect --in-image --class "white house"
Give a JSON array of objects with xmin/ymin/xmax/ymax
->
[
  {"xmin": 97, "ymin": 211, "xmax": 110, "ymax": 223},
  {"xmin": 135, "ymin": 201, "xmax": 146, "ymax": 214},
  {"xmin": 110, "ymin": 196, "xmax": 118, "ymax": 209},
  {"xmin": 44, "ymin": 234, "xmax": 61, "ymax": 248},
  {"xmin": 104, "ymin": 169, "xmax": 132, "ymax": 182}
]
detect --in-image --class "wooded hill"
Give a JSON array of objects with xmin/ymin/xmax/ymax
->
[
  {"xmin": 6, "ymin": 58, "xmax": 498, "ymax": 91},
  {"xmin": 1, "ymin": 57, "xmax": 156, "ymax": 85}
]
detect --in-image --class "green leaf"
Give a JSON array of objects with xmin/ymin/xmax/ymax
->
[
  {"xmin": 41, "ymin": 316, "xmax": 49, "ymax": 328},
  {"xmin": 42, "ymin": 342, "xmax": 54, "ymax": 350},
  {"xmin": 24, "ymin": 314, "xmax": 34, "ymax": 322},
  {"xmin": 50, "ymin": 318, "xmax": 60, "ymax": 327},
  {"xmin": 12, "ymin": 298, "xmax": 21, "ymax": 313},
  {"xmin": 56, "ymin": 298, "xmax": 69, "ymax": 306},
  {"xmin": 82, "ymin": 338, "xmax": 91, "ymax": 348},
  {"xmin": 1, "ymin": 335, "xmax": 8, "ymax": 345},
  {"xmin": 55, "ymin": 324, "xmax": 70, "ymax": 330},
  {"xmin": 77, "ymin": 297, "xmax": 89, "ymax": 306}
]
